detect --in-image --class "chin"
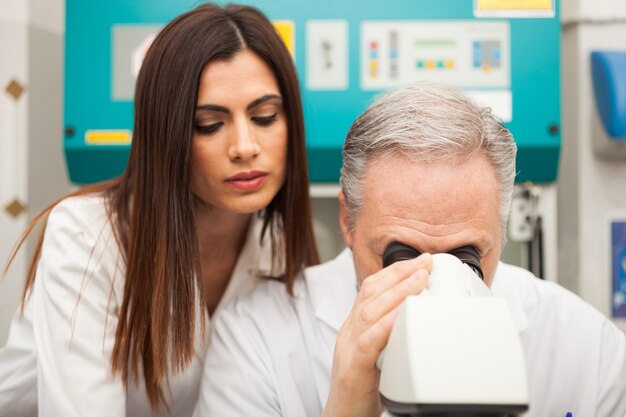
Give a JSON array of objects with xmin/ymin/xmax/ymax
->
[{"xmin": 226, "ymin": 193, "xmax": 277, "ymax": 214}]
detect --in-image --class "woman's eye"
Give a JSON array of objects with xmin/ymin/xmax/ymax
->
[
  {"xmin": 252, "ymin": 113, "xmax": 278, "ymax": 126},
  {"xmin": 195, "ymin": 122, "xmax": 223, "ymax": 135}
]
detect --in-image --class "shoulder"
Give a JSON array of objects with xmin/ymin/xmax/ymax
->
[
  {"xmin": 493, "ymin": 264, "xmax": 626, "ymax": 414},
  {"xmin": 493, "ymin": 262, "xmax": 598, "ymax": 313},
  {"xmin": 45, "ymin": 193, "xmax": 116, "ymax": 251},
  {"xmin": 492, "ymin": 262, "xmax": 619, "ymax": 338},
  {"xmin": 40, "ymin": 193, "xmax": 123, "ymax": 286},
  {"xmin": 48, "ymin": 193, "xmax": 110, "ymax": 231},
  {"xmin": 45, "ymin": 193, "xmax": 117, "ymax": 256}
]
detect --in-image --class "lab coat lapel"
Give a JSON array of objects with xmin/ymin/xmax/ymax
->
[
  {"xmin": 306, "ymin": 248, "xmax": 358, "ymax": 332},
  {"xmin": 490, "ymin": 262, "xmax": 530, "ymax": 334},
  {"xmin": 303, "ymin": 248, "xmax": 358, "ymax": 409}
]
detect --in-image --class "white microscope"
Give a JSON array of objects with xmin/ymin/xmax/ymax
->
[{"xmin": 377, "ymin": 243, "xmax": 529, "ymax": 417}]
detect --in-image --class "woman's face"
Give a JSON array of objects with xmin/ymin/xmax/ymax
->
[{"xmin": 191, "ymin": 49, "xmax": 288, "ymax": 215}]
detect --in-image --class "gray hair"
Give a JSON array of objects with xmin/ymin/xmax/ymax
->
[{"xmin": 339, "ymin": 82, "xmax": 517, "ymax": 240}]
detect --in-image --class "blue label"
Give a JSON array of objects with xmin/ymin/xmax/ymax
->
[{"xmin": 611, "ymin": 221, "xmax": 626, "ymax": 318}]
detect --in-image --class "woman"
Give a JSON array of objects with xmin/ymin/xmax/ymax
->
[{"xmin": 0, "ymin": 3, "xmax": 319, "ymax": 416}]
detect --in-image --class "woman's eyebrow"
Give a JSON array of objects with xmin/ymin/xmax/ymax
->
[
  {"xmin": 195, "ymin": 104, "xmax": 228, "ymax": 113},
  {"xmin": 247, "ymin": 94, "xmax": 282, "ymax": 111},
  {"xmin": 195, "ymin": 94, "xmax": 281, "ymax": 113}
]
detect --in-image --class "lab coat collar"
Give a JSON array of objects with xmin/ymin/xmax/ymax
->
[
  {"xmin": 305, "ymin": 248, "xmax": 358, "ymax": 332},
  {"xmin": 490, "ymin": 262, "xmax": 530, "ymax": 334},
  {"xmin": 305, "ymin": 253, "xmax": 530, "ymax": 336}
]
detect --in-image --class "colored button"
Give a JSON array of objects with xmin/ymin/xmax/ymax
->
[
  {"xmin": 370, "ymin": 50, "xmax": 378, "ymax": 59},
  {"xmin": 482, "ymin": 64, "xmax": 491, "ymax": 73},
  {"xmin": 425, "ymin": 60, "xmax": 435, "ymax": 69},
  {"xmin": 85, "ymin": 129, "xmax": 132, "ymax": 145},
  {"xmin": 446, "ymin": 60, "xmax": 455, "ymax": 69},
  {"xmin": 370, "ymin": 61, "xmax": 379, "ymax": 69},
  {"xmin": 436, "ymin": 60, "xmax": 444, "ymax": 68},
  {"xmin": 370, "ymin": 41, "xmax": 378, "ymax": 49},
  {"xmin": 416, "ymin": 60, "xmax": 425, "ymax": 68}
]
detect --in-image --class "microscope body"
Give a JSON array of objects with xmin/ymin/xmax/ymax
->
[{"xmin": 378, "ymin": 253, "xmax": 529, "ymax": 417}]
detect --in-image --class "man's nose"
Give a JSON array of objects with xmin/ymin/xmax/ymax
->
[{"xmin": 228, "ymin": 120, "xmax": 261, "ymax": 162}]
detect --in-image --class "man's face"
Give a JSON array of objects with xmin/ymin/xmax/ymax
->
[{"xmin": 340, "ymin": 154, "xmax": 503, "ymax": 287}]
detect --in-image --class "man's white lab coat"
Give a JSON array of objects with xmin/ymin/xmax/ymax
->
[
  {"xmin": 0, "ymin": 195, "xmax": 269, "ymax": 417},
  {"xmin": 195, "ymin": 249, "xmax": 626, "ymax": 417}
]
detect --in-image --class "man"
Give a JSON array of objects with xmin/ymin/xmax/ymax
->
[{"xmin": 194, "ymin": 82, "xmax": 626, "ymax": 417}]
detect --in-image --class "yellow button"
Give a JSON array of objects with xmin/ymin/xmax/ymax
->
[
  {"xmin": 85, "ymin": 129, "xmax": 132, "ymax": 145},
  {"xmin": 425, "ymin": 60, "xmax": 435, "ymax": 69},
  {"xmin": 446, "ymin": 60, "xmax": 455, "ymax": 69},
  {"xmin": 482, "ymin": 64, "xmax": 491, "ymax": 73},
  {"xmin": 272, "ymin": 21, "xmax": 295, "ymax": 58}
]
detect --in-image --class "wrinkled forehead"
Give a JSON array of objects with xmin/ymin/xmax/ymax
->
[
  {"xmin": 355, "ymin": 154, "xmax": 500, "ymax": 247},
  {"xmin": 367, "ymin": 153, "xmax": 495, "ymax": 203}
]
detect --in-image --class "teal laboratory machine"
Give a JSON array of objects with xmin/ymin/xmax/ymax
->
[{"xmin": 64, "ymin": 0, "xmax": 560, "ymax": 184}]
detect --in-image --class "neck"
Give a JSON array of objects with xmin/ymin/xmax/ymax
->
[
  {"xmin": 194, "ymin": 197, "xmax": 253, "ymax": 315},
  {"xmin": 195, "ymin": 203, "xmax": 252, "ymax": 260}
]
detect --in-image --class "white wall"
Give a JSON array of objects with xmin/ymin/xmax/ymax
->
[
  {"xmin": 0, "ymin": 0, "xmax": 30, "ymax": 346},
  {"xmin": 561, "ymin": 0, "xmax": 626, "ymax": 330},
  {"xmin": 30, "ymin": 0, "xmax": 64, "ymax": 34},
  {"xmin": 311, "ymin": 187, "xmax": 345, "ymax": 263},
  {"xmin": 27, "ymin": 0, "xmax": 69, "ymax": 246},
  {"xmin": 0, "ymin": 0, "xmax": 27, "ymax": 22},
  {"xmin": 0, "ymin": 0, "xmax": 68, "ymax": 346}
]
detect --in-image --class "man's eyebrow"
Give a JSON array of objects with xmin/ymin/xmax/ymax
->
[{"xmin": 247, "ymin": 94, "xmax": 281, "ymax": 111}]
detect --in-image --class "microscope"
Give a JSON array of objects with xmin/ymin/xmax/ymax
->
[{"xmin": 377, "ymin": 243, "xmax": 529, "ymax": 417}]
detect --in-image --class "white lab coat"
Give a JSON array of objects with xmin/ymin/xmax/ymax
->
[
  {"xmin": 0, "ymin": 194, "xmax": 271, "ymax": 417},
  {"xmin": 196, "ymin": 248, "xmax": 626, "ymax": 417}
]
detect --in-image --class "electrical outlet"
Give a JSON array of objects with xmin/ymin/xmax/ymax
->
[
  {"xmin": 306, "ymin": 20, "xmax": 348, "ymax": 90},
  {"xmin": 508, "ymin": 194, "xmax": 533, "ymax": 242}
]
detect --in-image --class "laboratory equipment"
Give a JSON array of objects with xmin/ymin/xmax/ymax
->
[{"xmin": 378, "ymin": 249, "xmax": 529, "ymax": 416}]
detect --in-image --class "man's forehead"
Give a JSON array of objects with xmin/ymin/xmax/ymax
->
[
  {"xmin": 354, "ymin": 154, "xmax": 500, "ymax": 251},
  {"xmin": 363, "ymin": 156, "xmax": 495, "ymax": 208}
]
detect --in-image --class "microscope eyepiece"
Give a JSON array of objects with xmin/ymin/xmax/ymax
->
[
  {"xmin": 447, "ymin": 245, "xmax": 484, "ymax": 281},
  {"xmin": 382, "ymin": 242, "xmax": 484, "ymax": 281},
  {"xmin": 382, "ymin": 242, "xmax": 420, "ymax": 268}
]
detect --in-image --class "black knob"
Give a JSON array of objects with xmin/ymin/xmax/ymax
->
[{"xmin": 64, "ymin": 126, "xmax": 75, "ymax": 138}]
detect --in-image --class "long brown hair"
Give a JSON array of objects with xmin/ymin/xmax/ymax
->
[{"xmin": 6, "ymin": 3, "xmax": 319, "ymax": 412}]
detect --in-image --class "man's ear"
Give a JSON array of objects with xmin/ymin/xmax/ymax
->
[{"xmin": 338, "ymin": 191, "xmax": 354, "ymax": 249}]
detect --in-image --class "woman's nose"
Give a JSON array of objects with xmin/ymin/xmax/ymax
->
[{"xmin": 228, "ymin": 120, "xmax": 261, "ymax": 162}]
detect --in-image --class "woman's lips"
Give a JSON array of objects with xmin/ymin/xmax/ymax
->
[{"xmin": 225, "ymin": 171, "xmax": 268, "ymax": 192}]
